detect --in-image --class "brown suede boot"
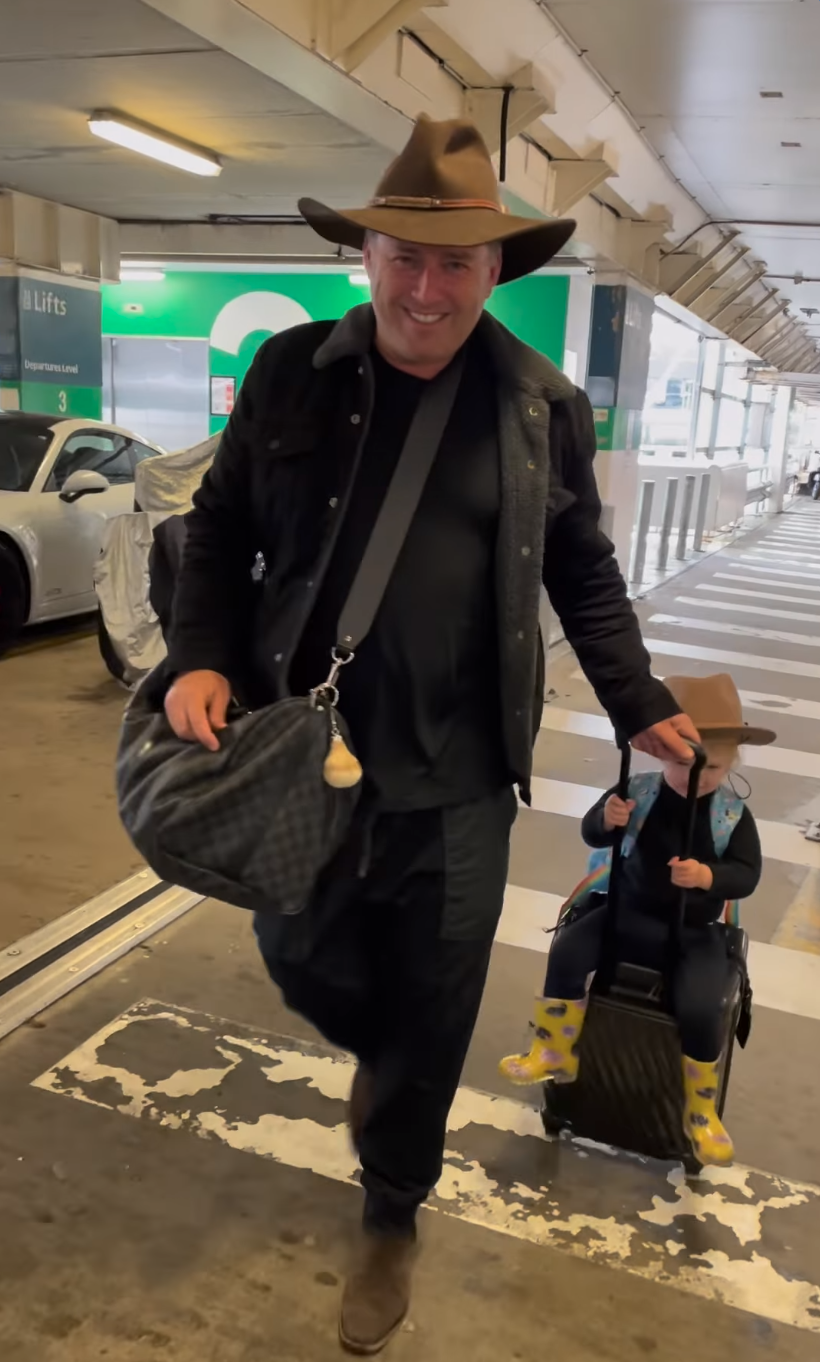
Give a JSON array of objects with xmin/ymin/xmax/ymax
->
[
  {"xmin": 339, "ymin": 1229, "xmax": 417, "ymax": 1355},
  {"xmin": 347, "ymin": 1064, "xmax": 374, "ymax": 1156}
]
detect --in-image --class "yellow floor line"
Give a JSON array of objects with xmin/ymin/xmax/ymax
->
[{"xmin": 772, "ymin": 868, "xmax": 820, "ymax": 954}]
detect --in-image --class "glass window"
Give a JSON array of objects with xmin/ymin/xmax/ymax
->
[
  {"xmin": 641, "ymin": 311, "xmax": 700, "ymax": 452},
  {"xmin": 695, "ymin": 392, "xmax": 714, "ymax": 450},
  {"xmin": 126, "ymin": 440, "xmax": 160, "ymax": 471},
  {"xmin": 0, "ymin": 420, "xmax": 53, "ymax": 492},
  {"xmin": 716, "ymin": 397, "xmax": 746, "ymax": 449},
  {"xmin": 49, "ymin": 432, "xmax": 133, "ymax": 490},
  {"xmin": 701, "ymin": 339, "xmax": 721, "ymax": 391}
]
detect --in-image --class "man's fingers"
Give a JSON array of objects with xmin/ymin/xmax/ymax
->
[
  {"xmin": 207, "ymin": 687, "xmax": 230, "ymax": 732},
  {"xmin": 188, "ymin": 702, "xmax": 221, "ymax": 752}
]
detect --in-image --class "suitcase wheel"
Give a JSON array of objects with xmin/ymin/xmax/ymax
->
[{"xmin": 540, "ymin": 1103, "xmax": 566, "ymax": 1138}]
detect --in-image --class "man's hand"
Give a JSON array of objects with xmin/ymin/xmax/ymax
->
[
  {"xmin": 631, "ymin": 712, "xmax": 700, "ymax": 763},
  {"xmin": 165, "ymin": 670, "xmax": 232, "ymax": 752},
  {"xmin": 669, "ymin": 857, "xmax": 713, "ymax": 891}
]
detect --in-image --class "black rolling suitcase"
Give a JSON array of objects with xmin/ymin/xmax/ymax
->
[{"xmin": 541, "ymin": 741, "xmax": 753, "ymax": 1172}]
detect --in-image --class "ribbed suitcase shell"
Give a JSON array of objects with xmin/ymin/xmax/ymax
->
[{"xmin": 542, "ymin": 975, "xmax": 741, "ymax": 1164}]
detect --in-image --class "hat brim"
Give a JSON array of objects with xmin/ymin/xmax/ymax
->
[
  {"xmin": 298, "ymin": 198, "xmax": 577, "ymax": 284},
  {"xmin": 698, "ymin": 723, "xmax": 777, "ymax": 748}
]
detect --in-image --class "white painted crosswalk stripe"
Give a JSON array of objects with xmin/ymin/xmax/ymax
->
[
  {"xmin": 650, "ymin": 613, "xmax": 820, "ymax": 650},
  {"xmin": 644, "ymin": 637, "xmax": 820, "ymax": 680},
  {"xmin": 728, "ymin": 559, "xmax": 820, "ymax": 580},
  {"xmin": 498, "ymin": 882, "xmax": 820, "ymax": 1022},
  {"xmin": 32, "ymin": 1001, "xmax": 820, "ymax": 1335},
  {"xmin": 570, "ymin": 670, "xmax": 820, "ymax": 722},
  {"xmin": 540, "ymin": 704, "xmax": 820, "ymax": 778},
  {"xmin": 711, "ymin": 573, "xmax": 820, "ymax": 596},
  {"xmin": 676, "ymin": 594, "xmax": 820, "ymax": 625},
  {"xmin": 736, "ymin": 546, "xmax": 820, "ymax": 562},
  {"xmin": 527, "ymin": 775, "xmax": 820, "ymax": 870}
]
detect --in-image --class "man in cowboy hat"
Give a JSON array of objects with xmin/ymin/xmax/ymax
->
[{"xmin": 164, "ymin": 115, "xmax": 699, "ymax": 1352}]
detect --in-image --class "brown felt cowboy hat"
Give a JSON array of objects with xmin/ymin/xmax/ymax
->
[
  {"xmin": 298, "ymin": 114, "xmax": 577, "ymax": 285},
  {"xmin": 663, "ymin": 674, "xmax": 776, "ymax": 748}
]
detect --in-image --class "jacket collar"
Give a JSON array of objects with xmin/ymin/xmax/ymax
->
[{"xmin": 312, "ymin": 302, "xmax": 576, "ymax": 404}]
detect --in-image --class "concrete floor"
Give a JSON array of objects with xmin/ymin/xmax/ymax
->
[
  {"xmin": 0, "ymin": 619, "xmax": 142, "ymax": 948},
  {"xmin": 2, "ymin": 510, "xmax": 820, "ymax": 1358}
]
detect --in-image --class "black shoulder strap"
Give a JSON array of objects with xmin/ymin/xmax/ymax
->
[{"xmin": 336, "ymin": 352, "xmax": 465, "ymax": 653}]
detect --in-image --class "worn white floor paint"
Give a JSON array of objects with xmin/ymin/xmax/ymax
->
[
  {"xmin": 497, "ymin": 882, "xmax": 564, "ymax": 952},
  {"xmin": 540, "ymin": 705, "xmax": 820, "ymax": 778},
  {"xmin": 650, "ymin": 613, "xmax": 820, "ymax": 650},
  {"xmin": 714, "ymin": 572, "xmax": 820, "ymax": 593},
  {"xmin": 676, "ymin": 595, "xmax": 820, "ymax": 626},
  {"xmin": 643, "ymin": 638, "xmax": 820, "ymax": 680},
  {"xmin": 527, "ymin": 775, "xmax": 820, "ymax": 871},
  {"xmin": 32, "ymin": 1001, "xmax": 820, "ymax": 1335}
]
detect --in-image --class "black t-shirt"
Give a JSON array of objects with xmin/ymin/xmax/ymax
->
[
  {"xmin": 582, "ymin": 779, "xmax": 762, "ymax": 926},
  {"xmin": 289, "ymin": 335, "xmax": 508, "ymax": 810}
]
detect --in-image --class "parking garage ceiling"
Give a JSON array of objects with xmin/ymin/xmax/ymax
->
[
  {"xmin": 0, "ymin": 0, "xmax": 391, "ymax": 220},
  {"xmin": 549, "ymin": 0, "xmax": 820, "ymax": 338},
  {"xmin": 2, "ymin": 0, "xmax": 820, "ymax": 365}
]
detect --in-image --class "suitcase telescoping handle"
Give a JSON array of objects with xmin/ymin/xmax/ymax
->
[
  {"xmin": 595, "ymin": 735, "xmax": 632, "ymax": 994},
  {"xmin": 596, "ymin": 737, "xmax": 707, "ymax": 995},
  {"xmin": 668, "ymin": 741, "xmax": 708, "ymax": 968}
]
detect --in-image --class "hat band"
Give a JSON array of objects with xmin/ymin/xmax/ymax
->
[{"xmin": 369, "ymin": 194, "xmax": 506, "ymax": 213}]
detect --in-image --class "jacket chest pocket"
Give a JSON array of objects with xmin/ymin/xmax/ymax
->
[{"xmin": 254, "ymin": 423, "xmax": 341, "ymax": 576}]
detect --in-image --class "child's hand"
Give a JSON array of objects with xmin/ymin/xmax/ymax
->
[
  {"xmin": 669, "ymin": 857, "xmax": 714, "ymax": 891},
  {"xmin": 603, "ymin": 795, "xmax": 636, "ymax": 831}
]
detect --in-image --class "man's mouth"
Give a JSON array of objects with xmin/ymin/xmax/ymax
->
[{"xmin": 406, "ymin": 311, "xmax": 447, "ymax": 326}]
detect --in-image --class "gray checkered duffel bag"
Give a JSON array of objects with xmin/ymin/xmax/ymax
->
[
  {"xmin": 116, "ymin": 689, "xmax": 360, "ymax": 916},
  {"xmin": 115, "ymin": 354, "xmax": 463, "ymax": 916}
]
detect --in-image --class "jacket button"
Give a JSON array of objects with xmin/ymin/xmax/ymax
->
[
  {"xmin": 528, "ymin": 406, "xmax": 539, "ymax": 417},
  {"xmin": 358, "ymin": 366, "xmax": 364, "ymax": 376},
  {"xmin": 329, "ymin": 497, "xmax": 338, "ymax": 509},
  {"xmin": 518, "ymin": 631, "xmax": 525, "ymax": 641},
  {"xmin": 269, "ymin": 438, "xmax": 281, "ymax": 450},
  {"xmin": 521, "ymin": 546, "xmax": 531, "ymax": 557},
  {"xmin": 350, "ymin": 413, "xmax": 361, "ymax": 425},
  {"xmin": 528, "ymin": 460, "xmax": 536, "ymax": 471},
  {"xmin": 274, "ymin": 653, "xmax": 283, "ymax": 664}
]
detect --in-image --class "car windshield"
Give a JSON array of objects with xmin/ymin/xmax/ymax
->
[{"xmin": 0, "ymin": 421, "xmax": 53, "ymax": 492}]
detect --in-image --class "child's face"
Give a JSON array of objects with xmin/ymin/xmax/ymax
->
[{"xmin": 663, "ymin": 749, "xmax": 735, "ymax": 797}]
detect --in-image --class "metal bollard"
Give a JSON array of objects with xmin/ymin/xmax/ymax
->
[
  {"xmin": 693, "ymin": 471, "xmax": 712, "ymax": 552},
  {"xmin": 656, "ymin": 478, "xmax": 679, "ymax": 571},
  {"xmin": 676, "ymin": 473, "xmax": 697, "ymax": 560},
  {"xmin": 630, "ymin": 480, "xmax": 655, "ymax": 585}
]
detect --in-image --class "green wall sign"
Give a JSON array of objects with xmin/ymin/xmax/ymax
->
[
  {"xmin": 103, "ymin": 270, "xmax": 570, "ymax": 435},
  {"xmin": 0, "ymin": 274, "xmax": 103, "ymax": 419}
]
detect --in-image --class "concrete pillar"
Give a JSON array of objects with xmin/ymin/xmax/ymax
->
[
  {"xmin": 562, "ymin": 272, "xmax": 594, "ymax": 386},
  {"xmin": 0, "ymin": 191, "xmax": 116, "ymax": 418},
  {"xmin": 0, "ymin": 269, "xmax": 104, "ymax": 418},
  {"xmin": 586, "ymin": 278, "xmax": 655, "ymax": 574},
  {"xmin": 770, "ymin": 385, "xmax": 796, "ymax": 515}
]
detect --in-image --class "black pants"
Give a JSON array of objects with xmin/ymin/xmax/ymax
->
[
  {"xmin": 544, "ymin": 903, "xmax": 731, "ymax": 1060},
  {"xmin": 254, "ymin": 787, "xmax": 516, "ymax": 1234}
]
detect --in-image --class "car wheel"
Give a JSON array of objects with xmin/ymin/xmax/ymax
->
[
  {"xmin": 0, "ymin": 541, "xmax": 28, "ymax": 655},
  {"xmin": 97, "ymin": 612, "xmax": 128, "ymax": 684}
]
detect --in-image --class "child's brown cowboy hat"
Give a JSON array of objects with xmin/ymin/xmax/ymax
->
[
  {"xmin": 663, "ymin": 674, "xmax": 776, "ymax": 747},
  {"xmin": 298, "ymin": 114, "xmax": 577, "ymax": 285}
]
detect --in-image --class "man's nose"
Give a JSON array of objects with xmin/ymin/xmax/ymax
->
[{"xmin": 410, "ymin": 269, "xmax": 439, "ymax": 306}]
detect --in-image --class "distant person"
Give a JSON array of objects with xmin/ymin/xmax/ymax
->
[{"xmin": 162, "ymin": 115, "xmax": 699, "ymax": 1353}]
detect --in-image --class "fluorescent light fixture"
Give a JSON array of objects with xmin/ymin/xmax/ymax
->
[
  {"xmin": 120, "ymin": 269, "xmax": 166, "ymax": 282},
  {"xmin": 349, "ymin": 272, "xmax": 370, "ymax": 286},
  {"xmin": 89, "ymin": 112, "xmax": 222, "ymax": 177}
]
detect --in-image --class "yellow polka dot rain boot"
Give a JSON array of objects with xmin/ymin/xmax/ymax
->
[
  {"xmin": 682, "ymin": 1055, "xmax": 735, "ymax": 1167},
  {"xmin": 499, "ymin": 997, "xmax": 588, "ymax": 1087}
]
